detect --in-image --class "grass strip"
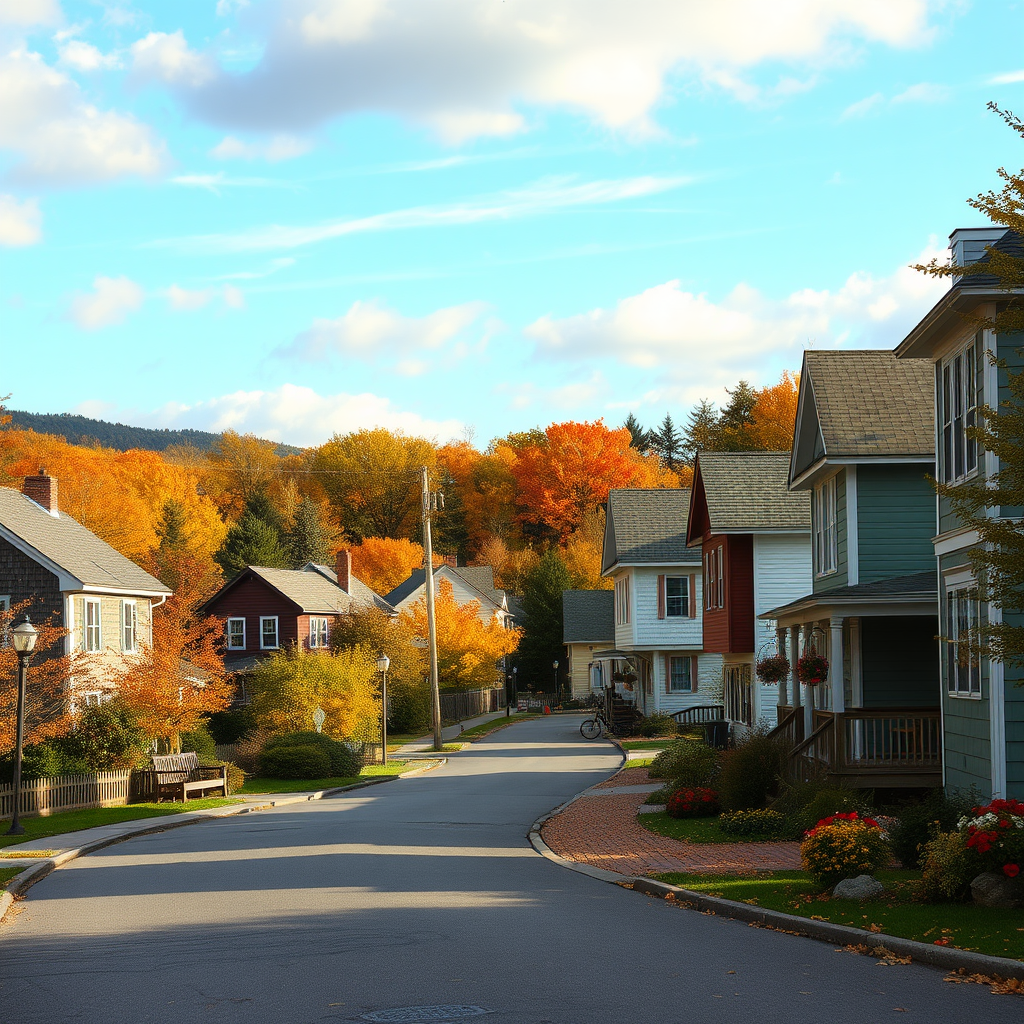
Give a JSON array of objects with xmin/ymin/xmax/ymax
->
[
  {"xmin": 239, "ymin": 762, "xmax": 410, "ymax": 794},
  {"xmin": 639, "ymin": 811, "xmax": 787, "ymax": 845},
  {"xmin": 0, "ymin": 799, "xmax": 243, "ymax": 850},
  {"xmin": 0, "ymin": 867, "xmax": 21, "ymax": 889},
  {"xmin": 652, "ymin": 869, "xmax": 1024, "ymax": 962}
]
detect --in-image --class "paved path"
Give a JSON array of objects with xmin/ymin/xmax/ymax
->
[
  {"xmin": 543, "ymin": 765, "xmax": 803, "ymax": 875},
  {"xmin": 392, "ymin": 709, "xmax": 514, "ymax": 755},
  {"xmin": 1, "ymin": 718, "xmax": 1018, "ymax": 1024}
]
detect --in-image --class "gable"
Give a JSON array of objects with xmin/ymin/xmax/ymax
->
[
  {"xmin": 686, "ymin": 462, "xmax": 711, "ymax": 545},
  {"xmin": 790, "ymin": 361, "xmax": 826, "ymax": 485}
]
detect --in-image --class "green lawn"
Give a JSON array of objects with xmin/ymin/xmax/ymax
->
[
  {"xmin": 652, "ymin": 869, "xmax": 1024, "ymax": 962},
  {"xmin": 639, "ymin": 811, "xmax": 788, "ymax": 844},
  {"xmin": 1, "ymin": 867, "xmax": 22, "ymax": 888},
  {"xmin": 625, "ymin": 757, "xmax": 655, "ymax": 769},
  {"xmin": 239, "ymin": 761, "xmax": 412, "ymax": 794},
  {"xmin": 458, "ymin": 715, "xmax": 540, "ymax": 740},
  {"xmin": 0, "ymin": 799, "xmax": 243, "ymax": 850},
  {"xmin": 620, "ymin": 739, "xmax": 675, "ymax": 750}
]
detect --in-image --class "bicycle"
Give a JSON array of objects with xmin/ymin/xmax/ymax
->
[{"xmin": 580, "ymin": 711, "xmax": 611, "ymax": 739}]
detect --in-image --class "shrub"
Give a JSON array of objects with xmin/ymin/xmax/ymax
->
[
  {"xmin": 957, "ymin": 798, "xmax": 1024, "ymax": 878},
  {"xmin": 648, "ymin": 739, "xmax": 720, "ymax": 787},
  {"xmin": 718, "ymin": 808, "xmax": 788, "ymax": 839},
  {"xmin": 886, "ymin": 790, "xmax": 975, "ymax": 869},
  {"xmin": 220, "ymin": 761, "xmax": 246, "ymax": 794},
  {"xmin": 0, "ymin": 741, "xmax": 88, "ymax": 783},
  {"xmin": 919, "ymin": 830, "xmax": 974, "ymax": 902},
  {"xmin": 230, "ymin": 728, "xmax": 273, "ymax": 774},
  {"xmin": 716, "ymin": 726, "xmax": 789, "ymax": 811},
  {"xmin": 263, "ymin": 731, "xmax": 361, "ymax": 777},
  {"xmin": 636, "ymin": 713, "xmax": 679, "ymax": 738},
  {"xmin": 64, "ymin": 700, "xmax": 148, "ymax": 771},
  {"xmin": 180, "ymin": 724, "xmax": 217, "ymax": 763},
  {"xmin": 257, "ymin": 744, "xmax": 331, "ymax": 780},
  {"xmin": 208, "ymin": 707, "xmax": 257, "ymax": 744},
  {"xmin": 800, "ymin": 812, "xmax": 890, "ymax": 887},
  {"xmin": 667, "ymin": 787, "xmax": 720, "ymax": 818},
  {"xmin": 778, "ymin": 787, "xmax": 873, "ymax": 839}
]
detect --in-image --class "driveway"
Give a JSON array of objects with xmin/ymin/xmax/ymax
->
[{"xmin": 0, "ymin": 716, "xmax": 1017, "ymax": 1023}]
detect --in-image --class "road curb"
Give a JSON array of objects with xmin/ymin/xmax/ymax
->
[
  {"xmin": 0, "ymin": 759, "xmax": 445, "ymax": 926},
  {"xmin": 528, "ymin": 802, "xmax": 1024, "ymax": 983}
]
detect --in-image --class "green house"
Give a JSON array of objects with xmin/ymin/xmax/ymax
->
[
  {"xmin": 763, "ymin": 349, "xmax": 942, "ymax": 788},
  {"xmin": 896, "ymin": 226, "xmax": 1024, "ymax": 800}
]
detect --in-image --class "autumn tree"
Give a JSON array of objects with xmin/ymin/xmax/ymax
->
[
  {"xmin": 563, "ymin": 509, "xmax": 613, "ymax": 591},
  {"xmin": 208, "ymin": 430, "xmax": 282, "ymax": 517},
  {"xmin": 248, "ymin": 647, "xmax": 380, "ymax": 739},
  {"xmin": 744, "ymin": 372, "xmax": 800, "ymax": 451},
  {"xmin": 350, "ymin": 536, "xmax": 438, "ymax": 596},
  {"xmin": 434, "ymin": 441, "xmax": 475, "ymax": 562},
  {"xmin": 150, "ymin": 499, "xmax": 223, "ymax": 615},
  {"xmin": 475, "ymin": 536, "xmax": 540, "ymax": 596},
  {"xmin": 463, "ymin": 444, "xmax": 519, "ymax": 552},
  {"xmin": 312, "ymin": 428, "xmax": 435, "ymax": 540},
  {"xmin": 286, "ymin": 495, "xmax": 334, "ymax": 567},
  {"xmin": 401, "ymin": 579, "xmax": 521, "ymax": 690}
]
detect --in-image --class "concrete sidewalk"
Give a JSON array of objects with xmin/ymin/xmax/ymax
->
[{"xmin": 391, "ymin": 708, "xmax": 518, "ymax": 755}]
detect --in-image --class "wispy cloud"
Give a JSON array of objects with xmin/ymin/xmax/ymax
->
[
  {"xmin": 171, "ymin": 172, "xmax": 302, "ymax": 194},
  {"xmin": 989, "ymin": 70, "xmax": 1024, "ymax": 85},
  {"xmin": 149, "ymin": 174, "xmax": 697, "ymax": 255}
]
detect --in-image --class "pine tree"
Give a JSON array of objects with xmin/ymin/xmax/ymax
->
[
  {"xmin": 517, "ymin": 549, "xmax": 573, "ymax": 692},
  {"xmin": 215, "ymin": 489, "xmax": 289, "ymax": 576},
  {"xmin": 622, "ymin": 413, "xmax": 649, "ymax": 453},
  {"xmin": 683, "ymin": 399, "xmax": 721, "ymax": 458},
  {"xmin": 652, "ymin": 413, "xmax": 682, "ymax": 470},
  {"xmin": 155, "ymin": 498, "xmax": 188, "ymax": 552},
  {"xmin": 719, "ymin": 381, "xmax": 758, "ymax": 450},
  {"xmin": 286, "ymin": 496, "xmax": 333, "ymax": 568}
]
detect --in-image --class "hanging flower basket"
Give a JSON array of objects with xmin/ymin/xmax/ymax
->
[
  {"xmin": 755, "ymin": 653, "xmax": 790, "ymax": 684},
  {"xmin": 796, "ymin": 652, "xmax": 829, "ymax": 686}
]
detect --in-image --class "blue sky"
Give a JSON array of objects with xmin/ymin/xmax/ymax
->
[{"xmin": 2, "ymin": 0, "xmax": 1023, "ymax": 446}]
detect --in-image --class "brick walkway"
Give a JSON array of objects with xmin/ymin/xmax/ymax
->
[{"xmin": 541, "ymin": 766, "xmax": 802, "ymax": 877}]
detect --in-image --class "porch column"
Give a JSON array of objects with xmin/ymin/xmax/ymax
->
[
  {"xmin": 801, "ymin": 622, "xmax": 814, "ymax": 737},
  {"xmin": 829, "ymin": 615, "xmax": 845, "ymax": 714},
  {"xmin": 789, "ymin": 624, "xmax": 801, "ymax": 713},
  {"xmin": 776, "ymin": 626, "xmax": 789, "ymax": 708}
]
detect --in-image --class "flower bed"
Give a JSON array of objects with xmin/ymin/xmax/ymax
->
[
  {"xmin": 667, "ymin": 786, "xmax": 720, "ymax": 819},
  {"xmin": 800, "ymin": 811, "xmax": 890, "ymax": 886}
]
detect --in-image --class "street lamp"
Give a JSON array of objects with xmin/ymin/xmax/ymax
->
[
  {"xmin": 552, "ymin": 659, "xmax": 560, "ymax": 704},
  {"xmin": 376, "ymin": 653, "xmax": 390, "ymax": 766},
  {"xmin": 7, "ymin": 617, "xmax": 38, "ymax": 837}
]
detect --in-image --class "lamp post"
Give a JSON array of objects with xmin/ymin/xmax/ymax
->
[
  {"xmin": 512, "ymin": 666, "xmax": 518, "ymax": 712},
  {"xmin": 7, "ymin": 618, "xmax": 38, "ymax": 837},
  {"xmin": 552, "ymin": 659, "xmax": 560, "ymax": 705},
  {"xmin": 376, "ymin": 653, "xmax": 390, "ymax": 766}
]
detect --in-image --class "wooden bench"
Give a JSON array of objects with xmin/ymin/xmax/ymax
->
[{"xmin": 134, "ymin": 752, "xmax": 228, "ymax": 803}]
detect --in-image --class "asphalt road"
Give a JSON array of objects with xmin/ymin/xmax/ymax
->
[{"xmin": 1, "ymin": 715, "xmax": 1018, "ymax": 1024}]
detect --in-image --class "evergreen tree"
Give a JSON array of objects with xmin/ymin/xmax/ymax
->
[
  {"xmin": 243, "ymin": 488, "xmax": 285, "ymax": 537},
  {"xmin": 286, "ymin": 496, "xmax": 333, "ymax": 568},
  {"xmin": 719, "ymin": 380, "xmax": 758, "ymax": 450},
  {"xmin": 216, "ymin": 488, "xmax": 289, "ymax": 576},
  {"xmin": 517, "ymin": 549, "xmax": 573, "ymax": 692},
  {"xmin": 683, "ymin": 399, "xmax": 721, "ymax": 458},
  {"xmin": 155, "ymin": 498, "xmax": 188, "ymax": 552},
  {"xmin": 622, "ymin": 413, "xmax": 649, "ymax": 453},
  {"xmin": 652, "ymin": 413, "xmax": 683, "ymax": 470},
  {"xmin": 433, "ymin": 466, "xmax": 470, "ymax": 563}
]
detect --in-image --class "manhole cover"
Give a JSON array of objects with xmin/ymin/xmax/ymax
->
[{"xmin": 362, "ymin": 1007, "xmax": 490, "ymax": 1022}]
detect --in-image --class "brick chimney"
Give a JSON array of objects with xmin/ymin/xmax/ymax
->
[
  {"xmin": 335, "ymin": 549, "xmax": 352, "ymax": 593},
  {"xmin": 23, "ymin": 469, "xmax": 58, "ymax": 515},
  {"xmin": 443, "ymin": 554, "xmax": 458, "ymax": 568}
]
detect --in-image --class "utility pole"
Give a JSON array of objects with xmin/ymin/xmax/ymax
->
[{"xmin": 421, "ymin": 466, "xmax": 443, "ymax": 751}]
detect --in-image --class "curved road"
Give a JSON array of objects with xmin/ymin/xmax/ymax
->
[{"xmin": 1, "ymin": 716, "xmax": 1018, "ymax": 1023}]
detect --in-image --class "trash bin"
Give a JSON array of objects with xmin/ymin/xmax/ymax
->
[{"xmin": 704, "ymin": 720, "xmax": 729, "ymax": 750}]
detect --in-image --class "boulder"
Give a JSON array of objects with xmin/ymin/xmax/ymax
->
[
  {"xmin": 970, "ymin": 872, "xmax": 1024, "ymax": 909},
  {"xmin": 833, "ymin": 875, "xmax": 884, "ymax": 900}
]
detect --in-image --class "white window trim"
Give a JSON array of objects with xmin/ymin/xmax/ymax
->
[
  {"xmin": 226, "ymin": 617, "xmax": 246, "ymax": 651},
  {"xmin": 946, "ymin": 583, "xmax": 982, "ymax": 699},
  {"xmin": 667, "ymin": 655, "xmax": 694, "ymax": 692},
  {"xmin": 121, "ymin": 599, "xmax": 138, "ymax": 653},
  {"xmin": 260, "ymin": 615, "xmax": 280, "ymax": 650},
  {"xmin": 940, "ymin": 333, "xmax": 981, "ymax": 486},
  {"xmin": 665, "ymin": 576, "xmax": 688, "ymax": 618},
  {"xmin": 715, "ymin": 545, "xmax": 725, "ymax": 609},
  {"xmin": 814, "ymin": 475, "xmax": 838, "ymax": 577},
  {"xmin": 84, "ymin": 597, "xmax": 102, "ymax": 652},
  {"xmin": 615, "ymin": 577, "xmax": 631, "ymax": 625},
  {"xmin": 309, "ymin": 616, "xmax": 329, "ymax": 648}
]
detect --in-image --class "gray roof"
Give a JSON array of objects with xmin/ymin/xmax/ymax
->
[
  {"xmin": 304, "ymin": 563, "xmax": 396, "ymax": 614},
  {"xmin": 384, "ymin": 564, "xmax": 505, "ymax": 610},
  {"xmin": 803, "ymin": 350, "xmax": 934, "ymax": 459},
  {"xmin": 692, "ymin": 452, "xmax": 810, "ymax": 535},
  {"xmin": 562, "ymin": 590, "xmax": 614, "ymax": 644},
  {"xmin": 248, "ymin": 566, "xmax": 354, "ymax": 614},
  {"xmin": 0, "ymin": 486, "xmax": 170, "ymax": 594},
  {"xmin": 761, "ymin": 570, "xmax": 937, "ymax": 619},
  {"xmin": 602, "ymin": 488, "xmax": 698, "ymax": 573}
]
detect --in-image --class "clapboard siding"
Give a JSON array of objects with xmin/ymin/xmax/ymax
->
[
  {"xmin": 633, "ymin": 566, "xmax": 702, "ymax": 648},
  {"xmin": 857, "ymin": 466, "xmax": 935, "ymax": 583},
  {"xmin": 206, "ymin": 574, "xmax": 302, "ymax": 653},
  {"xmin": 814, "ymin": 469, "xmax": 848, "ymax": 593},
  {"xmin": 652, "ymin": 652, "xmax": 723, "ymax": 713}
]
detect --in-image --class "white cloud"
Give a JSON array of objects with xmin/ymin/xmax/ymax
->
[
  {"xmin": 210, "ymin": 134, "xmax": 311, "ymax": 161},
  {"xmin": 0, "ymin": 49, "xmax": 166, "ymax": 185},
  {"xmin": 0, "ymin": 194, "xmax": 41, "ymax": 245},
  {"xmin": 525, "ymin": 243, "xmax": 949, "ymax": 378},
  {"xmin": 0, "ymin": 0, "xmax": 60, "ymax": 27},
  {"xmin": 58, "ymin": 40, "xmax": 121, "ymax": 72},
  {"xmin": 892, "ymin": 81, "xmax": 950, "ymax": 104},
  {"xmin": 165, "ymin": 283, "xmax": 246, "ymax": 311},
  {"xmin": 841, "ymin": 92, "xmax": 884, "ymax": 119},
  {"xmin": 145, "ymin": 384, "xmax": 465, "ymax": 446},
  {"xmin": 171, "ymin": 172, "xmax": 299, "ymax": 193},
  {"xmin": 216, "ymin": 0, "xmax": 249, "ymax": 15},
  {"xmin": 130, "ymin": 31, "xmax": 215, "ymax": 88},
  {"xmin": 155, "ymin": 173, "xmax": 693, "ymax": 254},
  {"xmin": 133, "ymin": 0, "xmax": 936, "ymax": 141},
  {"xmin": 69, "ymin": 275, "xmax": 144, "ymax": 329},
  {"xmin": 990, "ymin": 70, "xmax": 1024, "ymax": 85},
  {"xmin": 287, "ymin": 298, "xmax": 487, "ymax": 362}
]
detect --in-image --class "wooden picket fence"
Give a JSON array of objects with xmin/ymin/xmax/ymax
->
[{"xmin": 0, "ymin": 771, "xmax": 132, "ymax": 820}]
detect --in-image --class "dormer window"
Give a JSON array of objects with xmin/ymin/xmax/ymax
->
[
  {"xmin": 813, "ymin": 476, "xmax": 837, "ymax": 576},
  {"xmin": 940, "ymin": 334, "xmax": 980, "ymax": 484}
]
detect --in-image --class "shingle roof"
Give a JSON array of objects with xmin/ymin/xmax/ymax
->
[
  {"xmin": 0, "ymin": 486, "xmax": 170, "ymax": 594},
  {"xmin": 562, "ymin": 590, "xmax": 614, "ymax": 644},
  {"xmin": 804, "ymin": 350, "xmax": 934, "ymax": 458},
  {"xmin": 761, "ymin": 570, "xmax": 937, "ymax": 619},
  {"xmin": 603, "ymin": 488, "xmax": 698, "ymax": 571},
  {"xmin": 248, "ymin": 567, "xmax": 353, "ymax": 614},
  {"xmin": 384, "ymin": 564, "xmax": 504, "ymax": 610},
  {"xmin": 305, "ymin": 564, "xmax": 395, "ymax": 613},
  {"xmin": 695, "ymin": 452, "xmax": 810, "ymax": 532}
]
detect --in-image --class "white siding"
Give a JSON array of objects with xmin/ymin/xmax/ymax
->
[
  {"xmin": 650, "ymin": 652, "xmax": 724, "ymax": 714},
  {"xmin": 632, "ymin": 566, "xmax": 703, "ymax": 647},
  {"xmin": 612, "ymin": 568, "xmax": 636, "ymax": 649}
]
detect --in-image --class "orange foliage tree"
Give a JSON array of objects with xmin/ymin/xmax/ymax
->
[
  {"xmin": 0, "ymin": 602, "xmax": 71, "ymax": 752},
  {"xmin": 563, "ymin": 509, "xmax": 613, "ymax": 590},
  {"xmin": 463, "ymin": 444, "xmax": 519, "ymax": 552},
  {"xmin": 512, "ymin": 420, "xmax": 678, "ymax": 540},
  {"xmin": 475, "ymin": 536, "xmax": 540, "ymax": 595},
  {"xmin": 401, "ymin": 580, "xmax": 521, "ymax": 690},
  {"xmin": 350, "ymin": 536, "xmax": 440, "ymax": 596},
  {"xmin": 744, "ymin": 371, "xmax": 800, "ymax": 451}
]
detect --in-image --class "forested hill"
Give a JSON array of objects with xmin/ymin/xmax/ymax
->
[{"xmin": 8, "ymin": 410, "xmax": 300, "ymax": 456}]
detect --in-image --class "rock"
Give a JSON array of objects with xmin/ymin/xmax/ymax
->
[
  {"xmin": 970, "ymin": 872, "xmax": 1024, "ymax": 909},
  {"xmin": 833, "ymin": 875, "xmax": 884, "ymax": 900}
]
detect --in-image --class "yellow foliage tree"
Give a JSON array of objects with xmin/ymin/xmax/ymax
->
[
  {"xmin": 564, "ymin": 509, "xmax": 613, "ymax": 590},
  {"xmin": 744, "ymin": 371, "xmax": 800, "ymax": 451},
  {"xmin": 401, "ymin": 580, "xmax": 521, "ymax": 690},
  {"xmin": 248, "ymin": 647, "xmax": 380, "ymax": 740},
  {"xmin": 350, "ymin": 536, "xmax": 440, "ymax": 596},
  {"xmin": 475, "ymin": 536, "xmax": 540, "ymax": 595}
]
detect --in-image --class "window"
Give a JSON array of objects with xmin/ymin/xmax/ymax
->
[
  {"xmin": 260, "ymin": 616, "xmax": 279, "ymax": 650},
  {"xmin": 84, "ymin": 598, "xmax": 102, "ymax": 652},
  {"xmin": 121, "ymin": 600, "xmax": 137, "ymax": 653},
  {"xmin": 716, "ymin": 546, "xmax": 724, "ymax": 608},
  {"xmin": 940, "ymin": 335, "xmax": 980, "ymax": 484},
  {"xmin": 82, "ymin": 693, "xmax": 102, "ymax": 708},
  {"xmin": 813, "ymin": 476, "xmax": 837, "ymax": 576},
  {"xmin": 704, "ymin": 546, "xmax": 725, "ymax": 610},
  {"xmin": 226, "ymin": 617, "xmax": 246, "ymax": 650},
  {"xmin": 309, "ymin": 616, "xmax": 329, "ymax": 648},
  {"xmin": 667, "ymin": 655, "xmax": 695, "ymax": 692},
  {"xmin": 614, "ymin": 577, "xmax": 631, "ymax": 625},
  {"xmin": 946, "ymin": 586, "xmax": 981, "ymax": 697},
  {"xmin": 665, "ymin": 577, "xmax": 688, "ymax": 617},
  {"xmin": 725, "ymin": 664, "xmax": 753, "ymax": 726}
]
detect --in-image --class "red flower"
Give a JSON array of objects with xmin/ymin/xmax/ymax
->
[{"xmin": 1004, "ymin": 864, "xmax": 1021, "ymax": 878}]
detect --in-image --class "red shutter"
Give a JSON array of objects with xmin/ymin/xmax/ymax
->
[
  {"xmin": 657, "ymin": 574, "xmax": 666, "ymax": 619},
  {"xmin": 688, "ymin": 574, "xmax": 696, "ymax": 617}
]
